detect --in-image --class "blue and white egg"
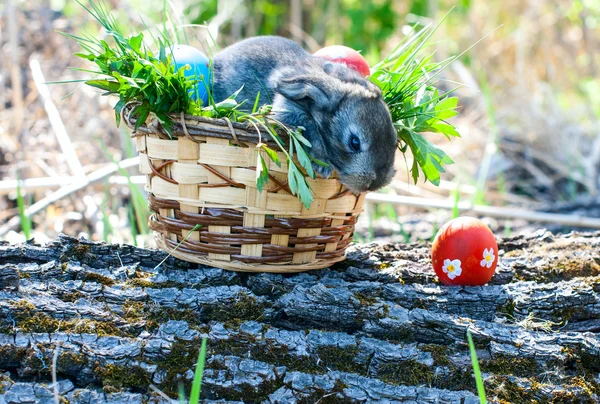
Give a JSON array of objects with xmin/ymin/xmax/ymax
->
[{"xmin": 170, "ymin": 44, "xmax": 211, "ymax": 105}]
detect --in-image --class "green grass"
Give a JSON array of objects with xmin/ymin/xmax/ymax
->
[
  {"xmin": 451, "ymin": 183, "xmax": 461, "ymax": 219},
  {"xmin": 177, "ymin": 337, "xmax": 208, "ymax": 404},
  {"xmin": 467, "ymin": 330, "xmax": 487, "ymax": 404},
  {"xmin": 189, "ymin": 337, "xmax": 208, "ymax": 404},
  {"xmin": 154, "ymin": 224, "xmax": 202, "ymax": 270},
  {"xmin": 15, "ymin": 172, "xmax": 32, "ymax": 239},
  {"xmin": 96, "ymin": 137, "xmax": 149, "ymax": 244}
]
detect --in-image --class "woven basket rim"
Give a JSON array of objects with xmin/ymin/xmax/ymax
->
[{"xmin": 123, "ymin": 101, "xmax": 288, "ymax": 146}]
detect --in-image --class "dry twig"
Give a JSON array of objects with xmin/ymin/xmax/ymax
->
[
  {"xmin": 365, "ymin": 193, "xmax": 600, "ymax": 229},
  {"xmin": 0, "ymin": 157, "xmax": 139, "ymax": 236},
  {"xmin": 29, "ymin": 58, "xmax": 85, "ymax": 178}
]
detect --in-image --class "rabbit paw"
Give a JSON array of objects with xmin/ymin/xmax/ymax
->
[{"xmin": 313, "ymin": 162, "xmax": 333, "ymax": 179}]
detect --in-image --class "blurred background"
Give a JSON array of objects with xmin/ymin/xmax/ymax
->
[{"xmin": 1, "ymin": 0, "xmax": 599, "ymax": 246}]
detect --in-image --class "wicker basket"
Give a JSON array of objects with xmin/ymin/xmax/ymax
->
[{"xmin": 124, "ymin": 103, "xmax": 365, "ymax": 273}]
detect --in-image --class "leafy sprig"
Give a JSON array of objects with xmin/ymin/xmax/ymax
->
[{"xmin": 369, "ymin": 14, "xmax": 462, "ymax": 186}]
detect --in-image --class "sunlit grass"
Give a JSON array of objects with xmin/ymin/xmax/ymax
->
[
  {"xmin": 96, "ymin": 137, "xmax": 149, "ymax": 245},
  {"xmin": 16, "ymin": 173, "xmax": 32, "ymax": 240},
  {"xmin": 467, "ymin": 330, "xmax": 487, "ymax": 404}
]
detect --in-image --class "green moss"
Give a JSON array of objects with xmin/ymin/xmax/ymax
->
[
  {"xmin": 122, "ymin": 293, "xmax": 265, "ymax": 332},
  {"xmin": 565, "ymin": 376, "xmax": 598, "ymax": 402},
  {"xmin": 94, "ymin": 363, "xmax": 151, "ymax": 393},
  {"xmin": 0, "ymin": 345, "xmax": 29, "ymax": 368},
  {"xmin": 146, "ymin": 308, "xmax": 198, "ymax": 330},
  {"xmin": 83, "ymin": 272, "xmax": 115, "ymax": 286},
  {"xmin": 316, "ymin": 345, "xmax": 363, "ymax": 374},
  {"xmin": 353, "ymin": 292, "xmax": 377, "ymax": 306},
  {"xmin": 498, "ymin": 300, "xmax": 516, "ymax": 317},
  {"xmin": 552, "ymin": 306, "xmax": 589, "ymax": 323},
  {"xmin": 563, "ymin": 346, "xmax": 600, "ymax": 375},
  {"xmin": 421, "ymin": 344, "xmax": 450, "ymax": 366},
  {"xmin": 378, "ymin": 359, "xmax": 434, "ymax": 386},
  {"xmin": 377, "ymin": 328, "xmax": 415, "ymax": 343},
  {"xmin": 126, "ymin": 278, "xmax": 154, "ymax": 288},
  {"xmin": 64, "ymin": 244, "xmax": 91, "ymax": 262},
  {"xmin": 202, "ymin": 293, "xmax": 266, "ymax": 324},
  {"xmin": 19, "ymin": 271, "xmax": 31, "ymax": 279},
  {"xmin": 19, "ymin": 313, "xmax": 61, "ymax": 333},
  {"xmin": 411, "ymin": 299, "xmax": 427, "ymax": 310},
  {"xmin": 376, "ymin": 304, "xmax": 390, "ymax": 319},
  {"xmin": 155, "ymin": 338, "xmax": 200, "ymax": 397},
  {"xmin": 485, "ymin": 376, "xmax": 537, "ymax": 403},
  {"xmin": 0, "ymin": 372, "xmax": 10, "ymax": 394},
  {"xmin": 210, "ymin": 337, "xmax": 321, "ymax": 375},
  {"xmin": 121, "ymin": 300, "xmax": 146, "ymax": 321},
  {"xmin": 12, "ymin": 299, "xmax": 124, "ymax": 336},
  {"xmin": 61, "ymin": 291, "xmax": 84, "ymax": 303},
  {"xmin": 0, "ymin": 345, "xmax": 49, "ymax": 377},
  {"xmin": 435, "ymin": 367, "xmax": 476, "ymax": 392},
  {"xmin": 57, "ymin": 351, "xmax": 88, "ymax": 375},
  {"xmin": 481, "ymin": 354, "xmax": 539, "ymax": 377}
]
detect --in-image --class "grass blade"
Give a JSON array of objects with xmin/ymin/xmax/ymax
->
[
  {"xmin": 189, "ymin": 337, "xmax": 208, "ymax": 404},
  {"xmin": 16, "ymin": 173, "xmax": 32, "ymax": 239},
  {"xmin": 154, "ymin": 224, "xmax": 202, "ymax": 270},
  {"xmin": 467, "ymin": 330, "xmax": 487, "ymax": 404}
]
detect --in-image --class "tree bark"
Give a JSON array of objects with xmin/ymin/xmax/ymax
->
[{"xmin": 0, "ymin": 231, "xmax": 599, "ymax": 403}]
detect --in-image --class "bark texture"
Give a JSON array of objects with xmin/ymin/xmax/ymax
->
[{"xmin": 0, "ymin": 231, "xmax": 599, "ymax": 403}]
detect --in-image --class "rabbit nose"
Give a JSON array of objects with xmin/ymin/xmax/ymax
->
[{"xmin": 365, "ymin": 172, "xmax": 377, "ymax": 191}]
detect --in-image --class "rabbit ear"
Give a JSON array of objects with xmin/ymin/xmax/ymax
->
[
  {"xmin": 323, "ymin": 62, "xmax": 382, "ymax": 96},
  {"xmin": 271, "ymin": 68, "xmax": 342, "ymax": 111}
]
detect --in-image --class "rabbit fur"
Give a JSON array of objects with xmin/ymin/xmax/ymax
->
[{"xmin": 212, "ymin": 36, "xmax": 397, "ymax": 194}]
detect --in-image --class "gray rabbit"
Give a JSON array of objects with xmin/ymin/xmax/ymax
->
[{"xmin": 212, "ymin": 36, "xmax": 397, "ymax": 193}]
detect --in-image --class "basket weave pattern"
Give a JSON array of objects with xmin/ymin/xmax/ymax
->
[{"xmin": 126, "ymin": 105, "xmax": 365, "ymax": 273}]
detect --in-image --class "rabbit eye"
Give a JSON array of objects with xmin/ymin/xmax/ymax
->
[{"xmin": 349, "ymin": 135, "xmax": 361, "ymax": 152}]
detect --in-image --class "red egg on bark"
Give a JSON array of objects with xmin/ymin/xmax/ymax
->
[
  {"xmin": 431, "ymin": 217, "xmax": 498, "ymax": 286},
  {"xmin": 314, "ymin": 45, "xmax": 370, "ymax": 77}
]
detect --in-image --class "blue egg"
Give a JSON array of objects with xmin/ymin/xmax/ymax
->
[{"xmin": 170, "ymin": 44, "xmax": 211, "ymax": 105}]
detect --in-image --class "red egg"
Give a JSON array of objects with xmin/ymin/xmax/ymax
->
[
  {"xmin": 431, "ymin": 217, "xmax": 498, "ymax": 286},
  {"xmin": 314, "ymin": 45, "xmax": 370, "ymax": 77}
]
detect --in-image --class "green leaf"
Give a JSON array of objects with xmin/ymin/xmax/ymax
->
[
  {"xmin": 288, "ymin": 164, "xmax": 298, "ymax": 195},
  {"xmin": 309, "ymin": 155, "xmax": 329, "ymax": 167},
  {"xmin": 426, "ymin": 122, "xmax": 461, "ymax": 139},
  {"xmin": 129, "ymin": 32, "xmax": 144, "ymax": 53},
  {"xmin": 434, "ymin": 96, "xmax": 459, "ymax": 120},
  {"xmin": 293, "ymin": 138, "xmax": 314, "ymax": 179},
  {"xmin": 292, "ymin": 131, "xmax": 312, "ymax": 148},
  {"xmin": 400, "ymin": 128, "xmax": 453, "ymax": 186},
  {"xmin": 85, "ymin": 79, "xmax": 120, "ymax": 92},
  {"xmin": 74, "ymin": 52, "xmax": 96, "ymax": 61},
  {"xmin": 133, "ymin": 103, "xmax": 150, "ymax": 130},
  {"xmin": 114, "ymin": 99, "xmax": 126, "ymax": 127},
  {"xmin": 256, "ymin": 153, "xmax": 269, "ymax": 192},
  {"xmin": 261, "ymin": 145, "xmax": 281, "ymax": 168},
  {"xmin": 252, "ymin": 91, "xmax": 261, "ymax": 114},
  {"xmin": 296, "ymin": 175, "xmax": 314, "ymax": 209}
]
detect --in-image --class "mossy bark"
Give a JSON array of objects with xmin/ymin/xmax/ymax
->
[{"xmin": 0, "ymin": 232, "xmax": 599, "ymax": 403}]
